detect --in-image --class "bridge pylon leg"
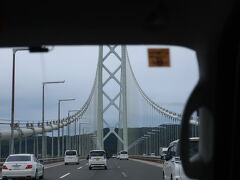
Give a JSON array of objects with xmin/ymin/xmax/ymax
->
[{"xmin": 96, "ymin": 45, "xmax": 128, "ymax": 151}]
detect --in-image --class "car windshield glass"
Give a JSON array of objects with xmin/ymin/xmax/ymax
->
[
  {"xmin": 0, "ymin": 45, "xmax": 199, "ymax": 180},
  {"xmin": 66, "ymin": 151, "xmax": 77, "ymax": 156},
  {"xmin": 90, "ymin": 151, "xmax": 105, "ymax": 156},
  {"xmin": 6, "ymin": 155, "xmax": 31, "ymax": 162},
  {"xmin": 120, "ymin": 151, "xmax": 128, "ymax": 154}
]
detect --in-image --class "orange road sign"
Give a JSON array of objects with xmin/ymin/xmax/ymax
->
[{"xmin": 148, "ymin": 48, "xmax": 170, "ymax": 67}]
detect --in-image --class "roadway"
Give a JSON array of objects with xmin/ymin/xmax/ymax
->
[
  {"xmin": 45, "ymin": 158, "xmax": 162, "ymax": 180},
  {"xmin": 0, "ymin": 158, "xmax": 163, "ymax": 180}
]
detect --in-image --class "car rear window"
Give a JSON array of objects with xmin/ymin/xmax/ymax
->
[
  {"xmin": 90, "ymin": 151, "xmax": 105, "ymax": 156},
  {"xmin": 120, "ymin": 151, "xmax": 128, "ymax": 154},
  {"xmin": 6, "ymin": 155, "xmax": 31, "ymax": 162},
  {"xmin": 66, "ymin": 151, "xmax": 77, "ymax": 156}
]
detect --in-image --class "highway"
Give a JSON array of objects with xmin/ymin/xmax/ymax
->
[
  {"xmin": 43, "ymin": 159, "xmax": 162, "ymax": 180},
  {"xmin": 0, "ymin": 158, "xmax": 163, "ymax": 180}
]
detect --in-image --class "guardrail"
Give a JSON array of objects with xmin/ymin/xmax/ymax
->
[
  {"xmin": 0, "ymin": 157, "xmax": 64, "ymax": 167},
  {"xmin": 129, "ymin": 155, "xmax": 164, "ymax": 163},
  {"xmin": 0, "ymin": 158, "xmax": 6, "ymax": 167},
  {"xmin": 39, "ymin": 157, "xmax": 64, "ymax": 164},
  {"xmin": 0, "ymin": 156, "xmax": 86, "ymax": 167}
]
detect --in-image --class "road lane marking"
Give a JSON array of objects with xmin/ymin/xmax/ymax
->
[
  {"xmin": 121, "ymin": 172, "xmax": 128, "ymax": 178},
  {"xmin": 60, "ymin": 173, "xmax": 70, "ymax": 179},
  {"xmin": 77, "ymin": 166, "xmax": 83, "ymax": 169}
]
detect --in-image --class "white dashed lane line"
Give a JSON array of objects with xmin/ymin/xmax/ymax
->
[
  {"xmin": 121, "ymin": 172, "xmax": 128, "ymax": 178},
  {"xmin": 59, "ymin": 173, "xmax": 71, "ymax": 179}
]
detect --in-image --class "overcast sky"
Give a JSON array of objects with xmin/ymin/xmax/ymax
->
[{"xmin": 0, "ymin": 45, "xmax": 199, "ymax": 124}]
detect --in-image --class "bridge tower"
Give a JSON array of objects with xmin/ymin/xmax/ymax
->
[{"xmin": 96, "ymin": 45, "xmax": 128, "ymax": 151}]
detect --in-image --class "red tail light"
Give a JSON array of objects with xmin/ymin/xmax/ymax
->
[
  {"xmin": 2, "ymin": 165, "xmax": 8, "ymax": 170},
  {"xmin": 26, "ymin": 165, "xmax": 33, "ymax": 169}
]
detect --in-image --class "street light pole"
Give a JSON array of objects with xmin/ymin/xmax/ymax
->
[
  {"xmin": 57, "ymin": 99, "xmax": 75, "ymax": 157},
  {"xmin": 152, "ymin": 129, "xmax": 161, "ymax": 155},
  {"xmin": 159, "ymin": 125, "xmax": 167, "ymax": 146},
  {"xmin": 67, "ymin": 112, "xmax": 71, "ymax": 150},
  {"xmin": 144, "ymin": 135, "xmax": 150, "ymax": 155},
  {"xmin": 10, "ymin": 48, "xmax": 29, "ymax": 155},
  {"xmin": 78, "ymin": 120, "xmax": 88, "ymax": 156},
  {"xmin": 67, "ymin": 110, "xmax": 79, "ymax": 150},
  {"xmin": 10, "ymin": 46, "xmax": 49, "ymax": 155},
  {"xmin": 42, "ymin": 81, "xmax": 65, "ymax": 159}
]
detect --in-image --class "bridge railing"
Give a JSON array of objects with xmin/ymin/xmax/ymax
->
[
  {"xmin": 0, "ymin": 156, "xmax": 87, "ymax": 167},
  {"xmin": 129, "ymin": 155, "xmax": 164, "ymax": 163},
  {"xmin": 0, "ymin": 157, "xmax": 63, "ymax": 167}
]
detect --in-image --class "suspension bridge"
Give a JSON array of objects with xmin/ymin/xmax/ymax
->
[{"xmin": 0, "ymin": 45, "xmax": 199, "ymax": 179}]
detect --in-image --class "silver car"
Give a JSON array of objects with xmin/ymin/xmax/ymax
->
[{"xmin": 88, "ymin": 150, "xmax": 107, "ymax": 170}]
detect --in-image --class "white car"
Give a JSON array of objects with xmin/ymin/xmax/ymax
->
[
  {"xmin": 119, "ymin": 151, "xmax": 128, "ymax": 160},
  {"xmin": 64, "ymin": 150, "xmax": 79, "ymax": 165},
  {"xmin": 88, "ymin": 150, "xmax": 107, "ymax": 170},
  {"xmin": 2, "ymin": 154, "xmax": 44, "ymax": 180},
  {"xmin": 163, "ymin": 137, "xmax": 199, "ymax": 180}
]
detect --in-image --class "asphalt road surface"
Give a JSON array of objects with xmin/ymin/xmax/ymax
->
[{"xmin": 43, "ymin": 158, "xmax": 163, "ymax": 180}]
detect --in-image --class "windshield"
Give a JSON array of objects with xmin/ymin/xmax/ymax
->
[
  {"xmin": 65, "ymin": 151, "xmax": 77, "ymax": 156},
  {"xmin": 0, "ymin": 45, "xmax": 199, "ymax": 180},
  {"xmin": 6, "ymin": 155, "xmax": 31, "ymax": 162}
]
